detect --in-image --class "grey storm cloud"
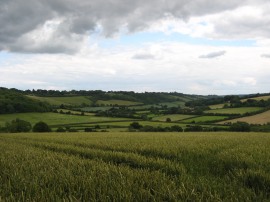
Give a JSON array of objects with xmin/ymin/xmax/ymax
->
[
  {"xmin": 199, "ymin": 50, "xmax": 226, "ymax": 59},
  {"xmin": 0, "ymin": 0, "xmax": 267, "ymax": 54}
]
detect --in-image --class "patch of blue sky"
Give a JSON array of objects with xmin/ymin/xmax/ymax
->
[
  {"xmin": 0, "ymin": 51, "xmax": 32, "ymax": 66},
  {"xmin": 98, "ymin": 31, "xmax": 255, "ymax": 48},
  {"xmin": 0, "ymin": 51, "xmax": 13, "ymax": 65}
]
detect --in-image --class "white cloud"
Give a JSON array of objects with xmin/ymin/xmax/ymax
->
[{"xmin": 1, "ymin": 42, "xmax": 269, "ymax": 94}]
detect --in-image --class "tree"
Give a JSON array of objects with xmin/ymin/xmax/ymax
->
[
  {"xmin": 166, "ymin": 118, "xmax": 172, "ymax": 122},
  {"xmin": 129, "ymin": 122, "xmax": 143, "ymax": 130},
  {"xmin": 6, "ymin": 119, "xmax": 32, "ymax": 133},
  {"xmin": 33, "ymin": 121, "xmax": 51, "ymax": 132}
]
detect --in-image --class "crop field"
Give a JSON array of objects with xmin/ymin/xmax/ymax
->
[
  {"xmin": 181, "ymin": 116, "xmax": 228, "ymax": 123},
  {"xmin": 27, "ymin": 95, "xmax": 92, "ymax": 106},
  {"xmin": 0, "ymin": 113, "xmax": 131, "ymax": 127},
  {"xmin": 96, "ymin": 100, "xmax": 142, "ymax": 106},
  {"xmin": 241, "ymin": 95, "xmax": 270, "ymax": 102},
  {"xmin": 0, "ymin": 132, "xmax": 270, "ymax": 201},
  {"xmin": 204, "ymin": 107, "xmax": 263, "ymax": 115},
  {"xmin": 219, "ymin": 110, "xmax": 270, "ymax": 125},
  {"xmin": 152, "ymin": 114, "xmax": 196, "ymax": 122}
]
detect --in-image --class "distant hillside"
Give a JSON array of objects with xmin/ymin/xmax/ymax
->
[
  {"xmin": 23, "ymin": 89, "xmax": 204, "ymax": 105},
  {"xmin": 0, "ymin": 88, "xmax": 51, "ymax": 114}
]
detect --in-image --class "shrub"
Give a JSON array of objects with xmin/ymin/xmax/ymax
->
[
  {"xmin": 85, "ymin": 128, "xmax": 93, "ymax": 132},
  {"xmin": 171, "ymin": 125, "xmax": 183, "ymax": 132},
  {"xmin": 56, "ymin": 127, "xmax": 66, "ymax": 132},
  {"xmin": 33, "ymin": 121, "xmax": 51, "ymax": 132},
  {"xmin": 185, "ymin": 125, "xmax": 203, "ymax": 132}
]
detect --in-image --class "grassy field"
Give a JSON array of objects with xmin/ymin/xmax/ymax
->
[
  {"xmin": 205, "ymin": 107, "xmax": 263, "ymax": 115},
  {"xmin": 0, "ymin": 132, "xmax": 270, "ymax": 201},
  {"xmin": 56, "ymin": 109, "xmax": 95, "ymax": 116},
  {"xmin": 181, "ymin": 116, "xmax": 228, "ymax": 123},
  {"xmin": 241, "ymin": 95, "xmax": 270, "ymax": 102},
  {"xmin": 96, "ymin": 100, "xmax": 142, "ymax": 106},
  {"xmin": 74, "ymin": 121, "xmax": 186, "ymax": 128},
  {"xmin": 152, "ymin": 114, "xmax": 196, "ymax": 122},
  {"xmin": 219, "ymin": 110, "xmax": 270, "ymax": 125},
  {"xmin": 0, "ymin": 113, "xmax": 131, "ymax": 127},
  {"xmin": 209, "ymin": 104, "xmax": 225, "ymax": 109},
  {"xmin": 27, "ymin": 95, "xmax": 92, "ymax": 106},
  {"xmin": 80, "ymin": 106, "xmax": 113, "ymax": 112}
]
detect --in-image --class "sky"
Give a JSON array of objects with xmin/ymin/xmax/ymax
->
[{"xmin": 1, "ymin": 0, "xmax": 270, "ymax": 95}]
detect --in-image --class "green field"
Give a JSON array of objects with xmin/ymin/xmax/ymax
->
[
  {"xmin": 209, "ymin": 104, "xmax": 225, "ymax": 109},
  {"xmin": 0, "ymin": 113, "xmax": 131, "ymax": 127},
  {"xmin": 152, "ymin": 114, "xmax": 196, "ymax": 122},
  {"xmin": 0, "ymin": 132, "xmax": 270, "ymax": 201},
  {"xmin": 27, "ymin": 95, "xmax": 92, "ymax": 106},
  {"xmin": 82, "ymin": 121, "xmax": 186, "ymax": 128},
  {"xmin": 181, "ymin": 116, "xmax": 228, "ymax": 123},
  {"xmin": 96, "ymin": 100, "xmax": 142, "ymax": 106},
  {"xmin": 205, "ymin": 107, "xmax": 263, "ymax": 115}
]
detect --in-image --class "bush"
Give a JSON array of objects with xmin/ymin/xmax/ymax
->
[
  {"xmin": 185, "ymin": 125, "xmax": 203, "ymax": 132},
  {"xmin": 56, "ymin": 127, "xmax": 66, "ymax": 132},
  {"xmin": 85, "ymin": 128, "xmax": 93, "ymax": 132},
  {"xmin": 33, "ymin": 121, "xmax": 51, "ymax": 132},
  {"xmin": 6, "ymin": 119, "xmax": 32, "ymax": 133},
  {"xmin": 171, "ymin": 125, "xmax": 183, "ymax": 132}
]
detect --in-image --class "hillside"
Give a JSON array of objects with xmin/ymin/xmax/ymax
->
[
  {"xmin": 1, "ymin": 87, "xmax": 270, "ymax": 132},
  {"xmin": 0, "ymin": 88, "xmax": 51, "ymax": 114}
]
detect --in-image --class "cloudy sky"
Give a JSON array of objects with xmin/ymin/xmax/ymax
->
[{"xmin": 1, "ymin": 0, "xmax": 270, "ymax": 95}]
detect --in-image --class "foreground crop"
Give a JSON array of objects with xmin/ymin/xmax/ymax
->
[{"xmin": 0, "ymin": 132, "xmax": 270, "ymax": 201}]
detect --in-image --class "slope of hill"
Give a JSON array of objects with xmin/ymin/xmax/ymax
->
[{"xmin": 0, "ymin": 88, "xmax": 51, "ymax": 114}]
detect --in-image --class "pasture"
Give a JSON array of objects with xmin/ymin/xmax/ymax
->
[
  {"xmin": 0, "ymin": 112, "xmax": 132, "ymax": 127},
  {"xmin": 96, "ymin": 99, "xmax": 142, "ymax": 106},
  {"xmin": 204, "ymin": 107, "xmax": 263, "ymax": 115},
  {"xmin": 27, "ymin": 95, "xmax": 92, "ymax": 106},
  {"xmin": 181, "ymin": 116, "xmax": 228, "ymax": 123},
  {"xmin": 0, "ymin": 132, "xmax": 270, "ymax": 201},
  {"xmin": 209, "ymin": 103, "xmax": 225, "ymax": 109},
  {"xmin": 152, "ymin": 114, "xmax": 195, "ymax": 122}
]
